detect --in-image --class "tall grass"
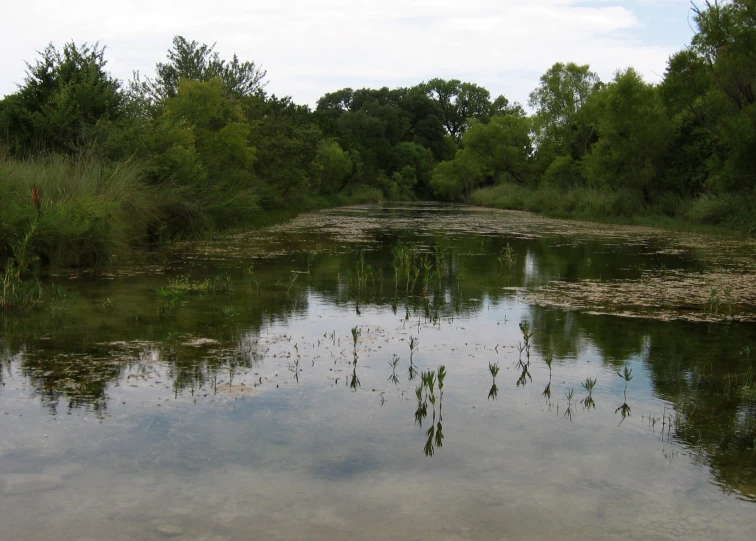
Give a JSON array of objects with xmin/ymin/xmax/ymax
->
[{"xmin": 0, "ymin": 153, "xmax": 159, "ymax": 269}]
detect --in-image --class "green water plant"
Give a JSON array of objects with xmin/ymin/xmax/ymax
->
[
  {"xmin": 408, "ymin": 336, "xmax": 419, "ymax": 361},
  {"xmin": 0, "ymin": 264, "xmax": 43, "ymax": 310},
  {"xmin": 388, "ymin": 354, "xmax": 401, "ymax": 385},
  {"xmin": 489, "ymin": 361, "xmax": 500, "ymax": 380},
  {"xmin": 285, "ymin": 273, "xmax": 298, "ymax": 295},
  {"xmin": 580, "ymin": 377, "xmax": 597, "ymax": 410},
  {"xmin": 488, "ymin": 361, "xmax": 500, "ymax": 400},
  {"xmin": 498, "ymin": 242, "xmax": 516, "ymax": 272},
  {"xmin": 564, "ymin": 388, "xmax": 575, "ymax": 421},
  {"xmin": 544, "ymin": 352, "xmax": 553, "ymax": 376},
  {"xmin": 517, "ymin": 364, "xmax": 532, "ymax": 387},
  {"xmin": 724, "ymin": 287, "xmax": 734, "ymax": 313},
  {"xmin": 156, "ymin": 287, "xmax": 186, "ymax": 317},
  {"xmin": 350, "ymin": 366, "xmax": 360, "ymax": 391},
  {"xmin": 542, "ymin": 381, "xmax": 552, "ymax": 401},
  {"xmin": 519, "ymin": 321, "xmax": 534, "ymax": 355},
  {"xmin": 167, "ymin": 274, "xmax": 211, "ymax": 293},
  {"xmin": 351, "ymin": 325, "xmax": 361, "ymax": 363},
  {"xmin": 212, "ymin": 273, "xmax": 235, "ymax": 294},
  {"xmin": 709, "ymin": 288, "xmax": 720, "ymax": 313},
  {"xmin": 49, "ymin": 283, "xmax": 79, "ymax": 318},
  {"xmin": 245, "ymin": 265, "xmax": 259, "ymax": 292},
  {"xmin": 615, "ymin": 365, "xmax": 633, "ymax": 424}
]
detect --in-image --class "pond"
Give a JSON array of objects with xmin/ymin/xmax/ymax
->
[{"xmin": 1, "ymin": 203, "xmax": 755, "ymax": 541}]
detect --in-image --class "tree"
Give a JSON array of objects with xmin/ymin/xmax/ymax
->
[
  {"xmin": 529, "ymin": 62, "xmax": 602, "ymax": 168},
  {"xmin": 316, "ymin": 140, "xmax": 353, "ymax": 193},
  {"xmin": 661, "ymin": 1, "xmax": 756, "ymax": 192},
  {"xmin": 421, "ymin": 79, "xmax": 495, "ymax": 141},
  {"xmin": 163, "ymin": 78, "xmax": 254, "ymax": 174},
  {"xmin": 583, "ymin": 69, "xmax": 672, "ymax": 200},
  {"xmin": 430, "ymin": 152, "xmax": 484, "ymax": 201},
  {"xmin": 244, "ymin": 94, "xmax": 323, "ymax": 206},
  {"xmin": 430, "ymin": 115, "xmax": 533, "ymax": 201},
  {"xmin": 0, "ymin": 42, "xmax": 123, "ymax": 154},
  {"xmin": 140, "ymin": 37, "xmax": 266, "ymax": 105}
]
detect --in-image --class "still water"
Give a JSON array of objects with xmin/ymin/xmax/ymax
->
[{"xmin": 1, "ymin": 204, "xmax": 755, "ymax": 540}]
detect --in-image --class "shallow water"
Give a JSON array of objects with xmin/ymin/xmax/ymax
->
[{"xmin": 1, "ymin": 204, "xmax": 755, "ymax": 540}]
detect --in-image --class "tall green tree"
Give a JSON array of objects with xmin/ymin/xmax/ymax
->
[
  {"xmin": 430, "ymin": 115, "xmax": 532, "ymax": 200},
  {"xmin": 244, "ymin": 94, "xmax": 323, "ymax": 206},
  {"xmin": 662, "ymin": 0, "xmax": 756, "ymax": 192},
  {"xmin": 529, "ymin": 62, "xmax": 602, "ymax": 178},
  {"xmin": 0, "ymin": 42, "xmax": 123, "ymax": 154},
  {"xmin": 583, "ymin": 69, "xmax": 672, "ymax": 200},
  {"xmin": 421, "ymin": 79, "xmax": 496, "ymax": 142},
  {"xmin": 139, "ymin": 36, "xmax": 267, "ymax": 105}
]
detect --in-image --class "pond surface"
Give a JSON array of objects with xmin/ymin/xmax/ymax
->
[{"xmin": 1, "ymin": 203, "xmax": 755, "ymax": 541}]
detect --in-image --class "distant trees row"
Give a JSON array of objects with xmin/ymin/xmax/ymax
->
[{"xmin": 1, "ymin": 1, "xmax": 754, "ymax": 213}]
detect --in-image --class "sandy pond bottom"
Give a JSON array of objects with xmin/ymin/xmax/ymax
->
[{"xmin": 1, "ymin": 204, "xmax": 755, "ymax": 540}]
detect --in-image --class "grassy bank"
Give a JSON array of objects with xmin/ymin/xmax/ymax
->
[
  {"xmin": 470, "ymin": 184, "xmax": 756, "ymax": 237},
  {"xmin": 0, "ymin": 154, "xmax": 382, "ymax": 277}
]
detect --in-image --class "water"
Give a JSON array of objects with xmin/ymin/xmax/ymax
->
[{"xmin": 1, "ymin": 204, "xmax": 755, "ymax": 540}]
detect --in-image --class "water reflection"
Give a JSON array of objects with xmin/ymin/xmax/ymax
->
[{"xmin": 1, "ymin": 205, "xmax": 755, "ymax": 506}]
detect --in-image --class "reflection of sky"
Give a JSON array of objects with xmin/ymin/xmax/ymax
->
[{"xmin": 2, "ymin": 204, "xmax": 756, "ymax": 539}]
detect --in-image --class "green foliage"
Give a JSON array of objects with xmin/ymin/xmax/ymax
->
[
  {"xmin": 156, "ymin": 287, "xmax": 186, "ymax": 317},
  {"xmin": 421, "ymin": 78, "xmax": 509, "ymax": 141},
  {"xmin": 430, "ymin": 115, "xmax": 532, "ymax": 201},
  {"xmin": 315, "ymin": 140, "xmax": 353, "ymax": 193},
  {"xmin": 583, "ymin": 69, "xmax": 673, "ymax": 199},
  {"xmin": 530, "ymin": 62, "xmax": 601, "ymax": 171},
  {"xmin": 0, "ymin": 42, "xmax": 123, "ymax": 155},
  {"xmin": 138, "ymin": 36, "xmax": 267, "ymax": 104},
  {"xmin": 543, "ymin": 155, "xmax": 582, "ymax": 188}
]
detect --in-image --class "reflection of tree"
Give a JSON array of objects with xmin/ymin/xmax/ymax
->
[
  {"xmin": 21, "ymin": 351, "xmax": 124, "ymax": 416},
  {"xmin": 644, "ymin": 325, "xmax": 756, "ymax": 501},
  {"xmin": 0, "ymin": 280, "xmax": 301, "ymax": 415},
  {"xmin": 527, "ymin": 304, "xmax": 756, "ymax": 501},
  {"xmin": 1, "ymin": 232, "xmax": 751, "ymax": 500}
]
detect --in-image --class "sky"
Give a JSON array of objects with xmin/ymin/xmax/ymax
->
[{"xmin": 0, "ymin": 0, "xmax": 697, "ymax": 108}]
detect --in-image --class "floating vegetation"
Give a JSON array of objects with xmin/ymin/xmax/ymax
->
[
  {"xmin": 167, "ymin": 274, "xmax": 211, "ymax": 293},
  {"xmin": 521, "ymin": 269, "xmax": 756, "ymax": 323}
]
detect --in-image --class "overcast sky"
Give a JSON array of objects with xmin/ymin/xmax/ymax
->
[{"xmin": 0, "ymin": 0, "xmax": 696, "ymax": 107}]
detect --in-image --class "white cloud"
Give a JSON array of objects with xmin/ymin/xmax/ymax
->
[{"xmin": 0, "ymin": 0, "xmax": 693, "ymax": 106}]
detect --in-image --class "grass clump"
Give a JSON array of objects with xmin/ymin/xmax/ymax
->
[{"xmin": 0, "ymin": 153, "xmax": 158, "ymax": 269}]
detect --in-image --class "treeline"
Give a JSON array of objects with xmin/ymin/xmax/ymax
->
[
  {"xmin": 316, "ymin": 0, "xmax": 756, "ymax": 231},
  {"xmin": 1, "ymin": 1, "xmax": 755, "ymax": 273}
]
